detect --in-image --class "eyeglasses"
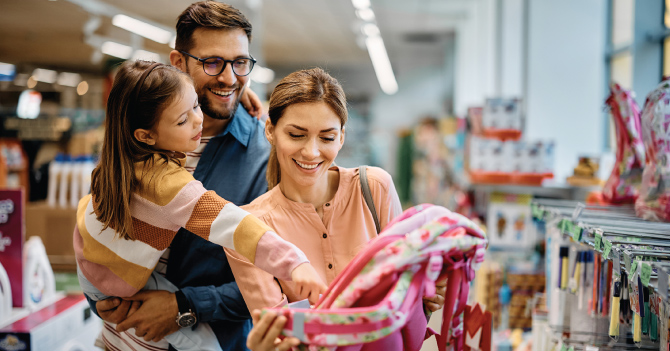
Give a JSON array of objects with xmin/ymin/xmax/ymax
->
[{"xmin": 179, "ymin": 51, "xmax": 256, "ymax": 77}]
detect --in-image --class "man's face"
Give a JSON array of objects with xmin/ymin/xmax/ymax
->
[{"xmin": 183, "ymin": 28, "xmax": 250, "ymax": 121}]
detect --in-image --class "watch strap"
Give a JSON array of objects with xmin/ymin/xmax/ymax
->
[{"xmin": 175, "ymin": 290, "xmax": 191, "ymax": 314}]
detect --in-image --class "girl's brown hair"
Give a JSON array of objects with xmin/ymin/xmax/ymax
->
[
  {"xmin": 91, "ymin": 60, "xmax": 191, "ymax": 240},
  {"xmin": 266, "ymin": 68, "xmax": 347, "ymax": 190}
]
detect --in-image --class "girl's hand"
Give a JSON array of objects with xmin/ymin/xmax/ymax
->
[
  {"xmin": 290, "ymin": 263, "xmax": 327, "ymax": 305},
  {"xmin": 241, "ymin": 87, "xmax": 265, "ymax": 119},
  {"xmin": 423, "ymin": 279, "xmax": 447, "ymax": 313},
  {"xmin": 247, "ymin": 310, "xmax": 301, "ymax": 351}
]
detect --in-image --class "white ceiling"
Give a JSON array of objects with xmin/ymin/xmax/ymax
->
[{"xmin": 0, "ymin": 0, "xmax": 464, "ymax": 97}]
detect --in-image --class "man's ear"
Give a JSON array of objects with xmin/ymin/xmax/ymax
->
[
  {"xmin": 169, "ymin": 50, "xmax": 186, "ymax": 72},
  {"xmin": 264, "ymin": 119, "xmax": 274, "ymax": 145},
  {"xmin": 134, "ymin": 128, "xmax": 156, "ymax": 145}
]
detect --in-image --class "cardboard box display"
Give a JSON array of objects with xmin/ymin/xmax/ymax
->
[{"xmin": 24, "ymin": 202, "xmax": 76, "ymax": 271}]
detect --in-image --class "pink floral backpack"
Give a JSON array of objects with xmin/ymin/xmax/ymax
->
[
  {"xmin": 265, "ymin": 204, "xmax": 488, "ymax": 351},
  {"xmin": 602, "ymin": 82, "xmax": 645, "ymax": 203},
  {"xmin": 636, "ymin": 78, "xmax": 670, "ymax": 221}
]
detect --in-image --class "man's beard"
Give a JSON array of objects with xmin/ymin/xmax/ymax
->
[{"xmin": 199, "ymin": 90, "xmax": 242, "ymax": 121}]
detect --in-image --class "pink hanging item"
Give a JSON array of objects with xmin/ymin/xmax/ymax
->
[
  {"xmin": 636, "ymin": 78, "xmax": 670, "ymax": 221},
  {"xmin": 600, "ymin": 83, "xmax": 645, "ymax": 204},
  {"xmin": 264, "ymin": 204, "xmax": 488, "ymax": 351}
]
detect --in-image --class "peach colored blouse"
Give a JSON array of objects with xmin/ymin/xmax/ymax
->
[{"xmin": 226, "ymin": 166, "xmax": 402, "ymax": 312}]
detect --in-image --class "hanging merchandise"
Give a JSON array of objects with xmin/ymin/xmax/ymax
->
[
  {"xmin": 594, "ymin": 83, "xmax": 645, "ymax": 204},
  {"xmin": 531, "ymin": 199, "xmax": 670, "ymax": 351},
  {"xmin": 636, "ymin": 78, "xmax": 670, "ymax": 222},
  {"xmin": 264, "ymin": 204, "xmax": 488, "ymax": 351}
]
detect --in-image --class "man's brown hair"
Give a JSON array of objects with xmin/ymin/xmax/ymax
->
[{"xmin": 175, "ymin": 1, "xmax": 253, "ymax": 53}]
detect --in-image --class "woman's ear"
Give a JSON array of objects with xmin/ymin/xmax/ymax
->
[
  {"xmin": 134, "ymin": 128, "xmax": 156, "ymax": 145},
  {"xmin": 264, "ymin": 118, "xmax": 274, "ymax": 145},
  {"xmin": 339, "ymin": 126, "xmax": 346, "ymax": 148}
]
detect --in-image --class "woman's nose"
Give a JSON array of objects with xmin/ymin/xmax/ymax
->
[{"xmin": 301, "ymin": 138, "xmax": 320, "ymax": 159}]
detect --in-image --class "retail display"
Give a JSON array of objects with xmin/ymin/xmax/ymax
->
[
  {"xmin": 0, "ymin": 263, "xmax": 11, "ymax": 325},
  {"xmin": 0, "ymin": 190, "xmax": 24, "ymax": 308},
  {"xmin": 266, "ymin": 204, "xmax": 488, "ymax": 351},
  {"xmin": 530, "ymin": 199, "xmax": 670, "ymax": 350},
  {"xmin": 601, "ymin": 83, "xmax": 645, "ymax": 204},
  {"xmin": 636, "ymin": 78, "xmax": 670, "ymax": 222},
  {"xmin": 46, "ymin": 153, "xmax": 96, "ymax": 209},
  {"xmin": 22, "ymin": 237, "xmax": 55, "ymax": 310}
]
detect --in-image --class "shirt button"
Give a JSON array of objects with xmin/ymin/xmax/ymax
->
[
  {"xmin": 325, "ymin": 203, "xmax": 330, "ymax": 207},
  {"xmin": 328, "ymin": 264, "xmax": 333, "ymax": 269},
  {"xmin": 323, "ymin": 233, "xmax": 327, "ymax": 239}
]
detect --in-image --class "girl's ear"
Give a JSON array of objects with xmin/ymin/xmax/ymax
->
[
  {"xmin": 264, "ymin": 118, "xmax": 274, "ymax": 145},
  {"xmin": 134, "ymin": 128, "xmax": 156, "ymax": 145}
]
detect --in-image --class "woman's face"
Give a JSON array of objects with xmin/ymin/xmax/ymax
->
[{"xmin": 267, "ymin": 101, "xmax": 345, "ymax": 188}]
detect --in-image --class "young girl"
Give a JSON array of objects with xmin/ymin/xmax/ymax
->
[{"xmin": 73, "ymin": 60, "xmax": 326, "ymax": 351}]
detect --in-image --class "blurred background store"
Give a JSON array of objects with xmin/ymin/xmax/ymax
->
[{"xmin": 0, "ymin": 0, "xmax": 668, "ymax": 350}]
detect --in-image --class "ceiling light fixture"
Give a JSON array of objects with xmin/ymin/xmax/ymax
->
[
  {"xmin": 132, "ymin": 50, "xmax": 162, "ymax": 62},
  {"xmin": 365, "ymin": 35, "xmax": 398, "ymax": 95},
  {"xmin": 77, "ymin": 81, "xmax": 89, "ymax": 96},
  {"xmin": 112, "ymin": 14, "xmax": 172, "ymax": 44},
  {"xmin": 32, "ymin": 68, "xmax": 58, "ymax": 84},
  {"xmin": 101, "ymin": 41, "xmax": 133, "ymax": 59},
  {"xmin": 57, "ymin": 72, "xmax": 81, "ymax": 87},
  {"xmin": 362, "ymin": 23, "xmax": 380, "ymax": 37},
  {"xmin": 351, "ymin": 0, "xmax": 371, "ymax": 10},
  {"xmin": 356, "ymin": 8, "xmax": 375, "ymax": 21},
  {"xmin": 250, "ymin": 65, "xmax": 275, "ymax": 84}
]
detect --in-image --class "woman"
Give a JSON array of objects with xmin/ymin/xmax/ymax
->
[{"xmin": 230, "ymin": 68, "xmax": 446, "ymax": 350}]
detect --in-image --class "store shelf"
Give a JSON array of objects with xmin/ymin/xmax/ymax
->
[{"xmin": 472, "ymin": 181, "xmax": 600, "ymax": 199}]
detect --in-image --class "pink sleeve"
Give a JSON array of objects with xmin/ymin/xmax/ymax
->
[
  {"xmin": 253, "ymin": 231, "xmax": 310, "ymax": 281},
  {"xmin": 225, "ymin": 248, "xmax": 288, "ymax": 313}
]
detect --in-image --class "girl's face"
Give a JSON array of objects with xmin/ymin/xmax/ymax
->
[
  {"xmin": 267, "ymin": 102, "xmax": 345, "ymax": 188},
  {"xmin": 149, "ymin": 81, "xmax": 204, "ymax": 153}
]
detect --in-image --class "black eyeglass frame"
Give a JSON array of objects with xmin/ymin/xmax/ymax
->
[{"xmin": 179, "ymin": 51, "xmax": 257, "ymax": 77}]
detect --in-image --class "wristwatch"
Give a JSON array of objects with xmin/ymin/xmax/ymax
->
[{"xmin": 175, "ymin": 290, "xmax": 197, "ymax": 328}]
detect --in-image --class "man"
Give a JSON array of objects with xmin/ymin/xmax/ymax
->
[{"xmin": 88, "ymin": 2, "xmax": 279, "ymax": 350}]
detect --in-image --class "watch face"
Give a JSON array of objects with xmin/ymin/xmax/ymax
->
[{"xmin": 177, "ymin": 313, "xmax": 197, "ymax": 328}]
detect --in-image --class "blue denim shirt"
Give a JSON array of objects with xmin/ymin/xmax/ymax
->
[{"xmin": 167, "ymin": 105, "xmax": 270, "ymax": 351}]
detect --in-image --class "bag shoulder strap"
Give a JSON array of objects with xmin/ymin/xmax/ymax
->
[{"xmin": 359, "ymin": 165, "xmax": 381, "ymax": 234}]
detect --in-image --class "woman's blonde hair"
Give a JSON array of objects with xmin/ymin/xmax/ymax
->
[
  {"xmin": 91, "ymin": 60, "xmax": 191, "ymax": 240},
  {"xmin": 266, "ymin": 68, "xmax": 348, "ymax": 190}
]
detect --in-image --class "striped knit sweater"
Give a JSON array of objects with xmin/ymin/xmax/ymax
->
[{"xmin": 73, "ymin": 154, "xmax": 308, "ymax": 298}]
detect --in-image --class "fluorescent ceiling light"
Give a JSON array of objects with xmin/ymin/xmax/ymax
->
[
  {"xmin": 101, "ymin": 41, "xmax": 133, "ymax": 59},
  {"xmin": 250, "ymin": 65, "xmax": 275, "ymax": 84},
  {"xmin": 365, "ymin": 36, "xmax": 398, "ymax": 95},
  {"xmin": 32, "ymin": 68, "xmax": 58, "ymax": 84},
  {"xmin": 362, "ymin": 23, "xmax": 380, "ymax": 37},
  {"xmin": 356, "ymin": 8, "xmax": 375, "ymax": 21},
  {"xmin": 57, "ymin": 72, "xmax": 81, "ymax": 87},
  {"xmin": 351, "ymin": 0, "xmax": 371, "ymax": 10},
  {"xmin": 77, "ymin": 81, "xmax": 89, "ymax": 96},
  {"xmin": 132, "ymin": 50, "xmax": 161, "ymax": 62},
  {"xmin": 112, "ymin": 14, "xmax": 172, "ymax": 44}
]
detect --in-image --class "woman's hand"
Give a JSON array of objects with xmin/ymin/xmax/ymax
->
[
  {"xmin": 247, "ymin": 310, "xmax": 301, "ymax": 351},
  {"xmin": 291, "ymin": 263, "xmax": 327, "ymax": 305}
]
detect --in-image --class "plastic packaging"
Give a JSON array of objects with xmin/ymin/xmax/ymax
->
[
  {"xmin": 23, "ymin": 236, "xmax": 55, "ymax": 310},
  {"xmin": 609, "ymin": 281, "xmax": 620, "ymax": 341},
  {"xmin": 80, "ymin": 155, "xmax": 96, "ymax": 198},
  {"xmin": 0, "ymin": 262, "xmax": 12, "ymax": 324},
  {"xmin": 57, "ymin": 154, "xmax": 72, "ymax": 208},
  {"xmin": 69, "ymin": 156, "xmax": 83, "ymax": 208},
  {"xmin": 47, "ymin": 153, "xmax": 65, "ymax": 207}
]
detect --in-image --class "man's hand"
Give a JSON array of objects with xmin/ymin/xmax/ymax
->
[
  {"xmin": 241, "ymin": 87, "xmax": 265, "ymax": 119},
  {"xmin": 423, "ymin": 280, "xmax": 447, "ymax": 313},
  {"xmin": 247, "ymin": 310, "xmax": 300, "ymax": 351},
  {"xmin": 97, "ymin": 298, "xmax": 141, "ymax": 324},
  {"xmin": 115, "ymin": 291, "xmax": 181, "ymax": 342}
]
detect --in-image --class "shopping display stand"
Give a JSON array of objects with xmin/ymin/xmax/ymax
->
[{"xmin": 530, "ymin": 199, "xmax": 670, "ymax": 351}]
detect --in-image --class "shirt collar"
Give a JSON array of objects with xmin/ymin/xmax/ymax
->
[{"xmin": 218, "ymin": 104, "xmax": 253, "ymax": 147}]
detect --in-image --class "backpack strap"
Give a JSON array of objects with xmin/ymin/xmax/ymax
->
[{"xmin": 359, "ymin": 165, "xmax": 381, "ymax": 234}]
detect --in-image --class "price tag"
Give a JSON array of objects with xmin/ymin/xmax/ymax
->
[
  {"xmin": 659, "ymin": 269, "xmax": 669, "ymax": 300},
  {"xmin": 568, "ymin": 346, "xmax": 575, "ymax": 351},
  {"xmin": 603, "ymin": 239, "xmax": 612, "ymax": 259},
  {"xmin": 613, "ymin": 252, "xmax": 621, "ymax": 278},
  {"xmin": 624, "ymin": 252, "xmax": 631, "ymax": 272},
  {"xmin": 560, "ymin": 344, "xmax": 568, "ymax": 351},
  {"xmin": 572, "ymin": 224, "xmax": 582, "ymax": 241},
  {"xmin": 594, "ymin": 230, "xmax": 603, "ymax": 251},
  {"xmin": 631, "ymin": 260, "xmax": 639, "ymax": 277},
  {"xmin": 627, "ymin": 237, "xmax": 642, "ymax": 243},
  {"xmin": 641, "ymin": 262, "xmax": 651, "ymax": 287}
]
